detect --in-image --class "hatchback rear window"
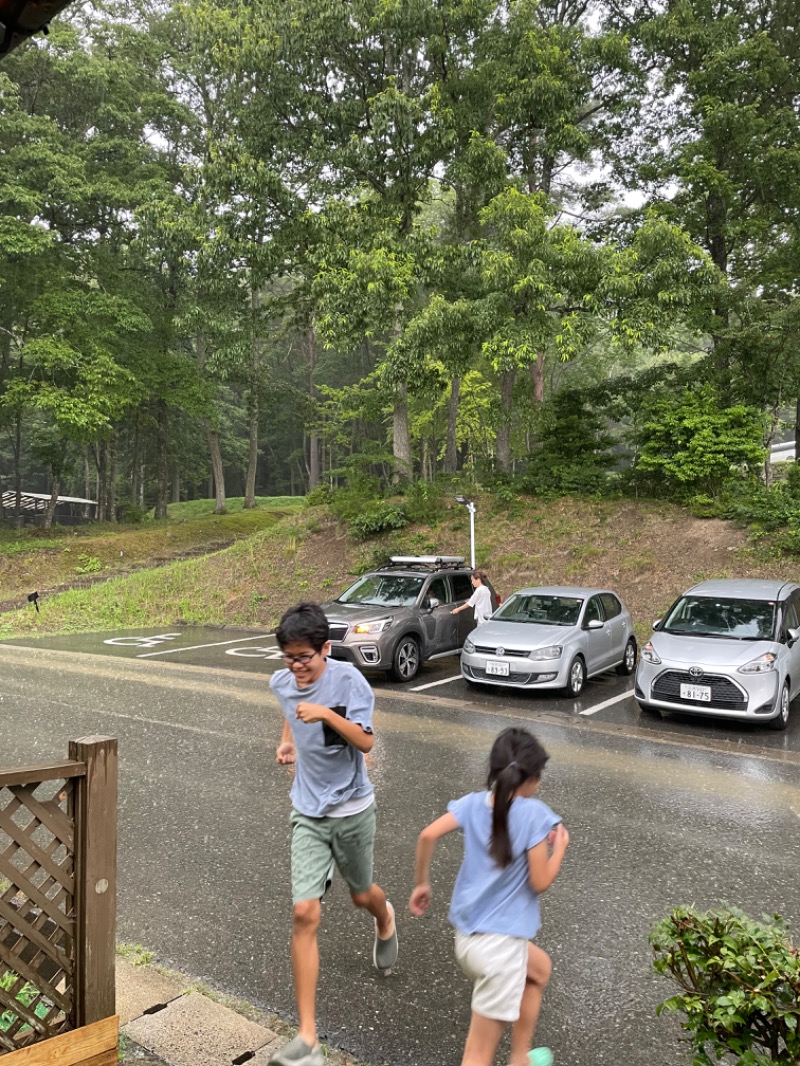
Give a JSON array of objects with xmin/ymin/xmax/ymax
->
[{"xmin": 662, "ymin": 597, "xmax": 776, "ymax": 640}]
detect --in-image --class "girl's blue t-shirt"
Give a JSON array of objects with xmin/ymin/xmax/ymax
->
[
  {"xmin": 447, "ymin": 790, "xmax": 560, "ymax": 939},
  {"xmin": 270, "ymin": 657, "xmax": 374, "ymax": 817}
]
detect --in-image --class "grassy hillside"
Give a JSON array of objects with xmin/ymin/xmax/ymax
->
[{"xmin": 1, "ymin": 491, "xmax": 798, "ymax": 640}]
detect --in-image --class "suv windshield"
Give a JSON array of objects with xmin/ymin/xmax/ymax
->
[
  {"xmin": 337, "ymin": 573, "xmax": 424, "ymax": 607},
  {"xmin": 662, "ymin": 596, "xmax": 777, "ymax": 640},
  {"xmin": 494, "ymin": 594, "xmax": 583, "ymax": 627}
]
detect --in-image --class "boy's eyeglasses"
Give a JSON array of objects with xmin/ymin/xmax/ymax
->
[{"xmin": 283, "ymin": 651, "xmax": 319, "ymax": 666}]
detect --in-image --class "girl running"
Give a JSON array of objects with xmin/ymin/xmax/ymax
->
[{"xmin": 409, "ymin": 728, "xmax": 569, "ymax": 1066}]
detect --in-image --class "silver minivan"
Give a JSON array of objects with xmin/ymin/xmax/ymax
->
[{"xmin": 635, "ymin": 579, "xmax": 800, "ymax": 729}]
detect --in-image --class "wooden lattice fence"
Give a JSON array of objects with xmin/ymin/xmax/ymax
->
[{"xmin": 0, "ymin": 738, "xmax": 118, "ymax": 1064}]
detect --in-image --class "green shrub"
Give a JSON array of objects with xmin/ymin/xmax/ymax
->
[
  {"xmin": 305, "ymin": 485, "xmax": 332, "ymax": 507},
  {"xmin": 651, "ymin": 905, "xmax": 800, "ymax": 1064},
  {"xmin": 347, "ymin": 504, "xmax": 408, "ymax": 541},
  {"xmin": 635, "ymin": 385, "xmax": 766, "ymax": 498},
  {"xmin": 403, "ymin": 480, "xmax": 445, "ymax": 525},
  {"xmin": 522, "ymin": 388, "xmax": 616, "ymax": 499}
]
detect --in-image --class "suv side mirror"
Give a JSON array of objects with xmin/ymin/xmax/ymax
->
[
  {"xmin": 586, "ymin": 619, "xmax": 603, "ymax": 630},
  {"xmin": 788, "ymin": 627, "xmax": 799, "ymax": 645},
  {"xmin": 652, "ymin": 619, "xmax": 661, "ymax": 631},
  {"xmin": 426, "ymin": 597, "xmax": 440, "ymax": 611}
]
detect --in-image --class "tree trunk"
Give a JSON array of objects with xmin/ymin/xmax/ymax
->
[
  {"xmin": 795, "ymin": 398, "xmax": 800, "ymax": 465},
  {"xmin": 495, "ymin": 370, "xmax": 516, "ymax": 474},
  {"xmin": 82, "ymin": 449, "xmax": 92, "ymax": 519},
  {"xmin": 154, "ymin": 401, "xmax": 169, "ymax": 520},
  {"xmin": 43, "ymin": 476, "xmax": 61, "ymax": 531},
  {"xmin": 130, "ymin": 420, "xmax": 141, "ymax": 513},
  {"xmin": 244, "ymin": 399, "xmax": 258, "ymax": 509},
  {"xmin": 392, "ymin": 382, "xmax": 413, "ymax": 483},
  {"xmin": 206, "ymin": 419, "xmax": 226, "ymax": 514},
  {"xmin": 94, "ymin": 443, "xmax": 108, "ymax": 522},
  {"xmin": 171, "ymin": 469, "xmax": 181, "ymax": 504},
  {"xmin": 531, "ymin": 352, "xmax": 545, "ymax": 404},
  {"xmin": 107, "ymin": 437, "xmax": 117, "ymax": 523},
  {"xmin": 443, "ymin": 376, "xmax": 460, "ymax": 475},
  {"xmin": 244, "ymin": 287, "xmax": 261, "ymax": 509},
  {"xmin": 306, "ymin": 324, "xmax": 320, "ymax": 491}
]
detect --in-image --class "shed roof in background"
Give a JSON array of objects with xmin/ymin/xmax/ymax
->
[{"xmin": 1, "ymin": 491, "xmax": 97, "ymax": 510}]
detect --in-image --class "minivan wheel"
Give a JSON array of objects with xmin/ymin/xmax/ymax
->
[
  {"xmin": 565, "ymin": 656, "xmax": 586, "ymax": 698},
  {"xmin": 616, "ymin": 638, "xmax": 637, "ymax": 676},
  {"xmin": 389, "ymin": 636, "xmax": 421, "ymax": 682},
  {"xmin": 768, "ymin": 681, "xmax": 790, "ymax": 731}
]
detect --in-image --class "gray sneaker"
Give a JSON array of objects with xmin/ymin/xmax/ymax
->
[
  {"xmin": 373, "ymin": 900, "xmax": 398, "ymax": 972},
  {"xmin": 268, "ymin": 1036, "xmax": 324, "ymax": 1066}
]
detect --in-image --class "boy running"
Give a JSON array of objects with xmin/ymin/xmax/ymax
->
[{"xmin": 269, "ymin": 602, "xmax": 398, "ymax": 1066}]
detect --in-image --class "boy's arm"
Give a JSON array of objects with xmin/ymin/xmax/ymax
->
[
  {"xmin": 527, "ymin": 822, "xmax": 569, "ymax": 892},
  {"xmin": 276, "ymin": 720, "xmax": 295, "ymax": 764},
  {"xmin": 295, "ymin": 702, "xmax": 374, "ymax": 752},
  {"xmin": 409, "ymin": 811, "xmax": 459, "ymax": 916}
]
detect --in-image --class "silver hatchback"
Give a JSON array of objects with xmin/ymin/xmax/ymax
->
[
  {"xmin": 460, "ymin": 585, "xmax": 637, "ymax": 696},
  {"xmin": 635, "ymin": 579, "xmax": 800, "ymax": 730}
]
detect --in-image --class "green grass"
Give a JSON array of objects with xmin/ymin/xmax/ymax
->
[{"xmin": 159, "ymin": 496, "xmax": 304, "ymax": 519}]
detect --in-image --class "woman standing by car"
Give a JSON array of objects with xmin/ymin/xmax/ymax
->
[{"xmin": 453, "ymin": 571, "xmax": 494, "ymax": 627}]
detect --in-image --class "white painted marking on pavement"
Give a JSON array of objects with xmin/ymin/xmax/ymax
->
[
  {"xmin": 579, "ymin": 689, "xmax": 634, "ymax": 716},
  {"xmin": 410, "ymin": 675, "xmax": 462, "ymax": 692},
  {"xmin": 137, "ymin": 636, "xmax": 271, "ymax": 658}
]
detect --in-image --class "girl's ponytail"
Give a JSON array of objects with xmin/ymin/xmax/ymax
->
[
  {"xmin": 490, "ymin": 761, "xmax": 524, "ymax": 866},
  {"xmin": 487, "ymin": 728, "xmax": 549, "ymax": 868}
]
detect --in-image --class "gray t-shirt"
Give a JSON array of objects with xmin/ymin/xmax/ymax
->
[
  {"xmin": 447, "ymin": 790, "xmax": 560, "ymax": 939},
  {"xmin": 270, "ymin": 657, "xmax": 375, "ymax": 818}
]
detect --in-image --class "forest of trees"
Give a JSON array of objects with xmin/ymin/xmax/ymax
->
[{"xmin": 1, "ymin": 0, "xmax": 799, "ymax": 526}]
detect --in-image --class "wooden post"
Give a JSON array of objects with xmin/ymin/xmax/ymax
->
[{"xmin": 69, "ymin": 737, "xmax": 118, "ymax": 1029}]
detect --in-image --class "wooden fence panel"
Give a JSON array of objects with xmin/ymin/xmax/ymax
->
[{"xmin": 0, "ymin": 740, "xmax": 117, "ymax": 1057}]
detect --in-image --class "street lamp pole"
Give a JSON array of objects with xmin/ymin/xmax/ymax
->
[{"xmin": 454, "ymin": 495, "xmax": 477, "ymax": 569}]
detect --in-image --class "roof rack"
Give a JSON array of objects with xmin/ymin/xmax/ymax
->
[{"xmin": 379, "ymin": 555, "xmax": 467, "ymax": 572}]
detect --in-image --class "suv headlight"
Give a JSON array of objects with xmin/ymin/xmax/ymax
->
[
  {"xmin": 738, "ymin": 652, "xmax": 777, "ymax": 674},
  {"xmin": 463, "ymin": 637, "xmax": 476, "ymax": 653},
  {"xmin": 529, "ymin": 646, "xmax": 563, "ymax": 661},
  {"xmin": 353, "ymin": 618, "xmax": 394, "ymax": 635},
  {"xmin": 640, "ymin": 641, "xmax": 661, "ymax": 664}
]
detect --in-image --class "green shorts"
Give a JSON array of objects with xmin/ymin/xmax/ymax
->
[{"xmin": 290, "ymin": 803, "xmax": 376, "ymax": 904}]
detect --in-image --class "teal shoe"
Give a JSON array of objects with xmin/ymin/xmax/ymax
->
[{"xmin": 528, "ymin": 1049, "xmax": 554, "ymax": 1066}]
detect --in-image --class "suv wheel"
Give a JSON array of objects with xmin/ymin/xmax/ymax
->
[
  {"xmin": 389, "ymin": 635, "xmax": 421, "ymax": 682},
  {"xmin": 768, "ymin": 681, "xmax": 790, "ymax": 731},
  {"xmin": 616, "ymin": 638, "xmax": 637, "ymax": 676}
]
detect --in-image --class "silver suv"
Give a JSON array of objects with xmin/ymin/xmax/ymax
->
[{"xmin": 320, "ymin": 556, "xmax": 495, "ymax": 682}]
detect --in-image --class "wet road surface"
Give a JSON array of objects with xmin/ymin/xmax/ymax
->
[{"xmin": 1, "ymin": 629, "xmax": 800, "ymax": 1066}]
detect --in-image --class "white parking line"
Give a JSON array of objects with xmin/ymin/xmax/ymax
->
[
  {"xmin": 137, "ymin": 636, "xmax": 271, "ymax": 658},
  {"xmin": 410, "ymin": 675, "xmax": 463, "ymax": 692},
  {"xmin": 579, "ymin": 689, "xmax": 634, "ymax": 716}
]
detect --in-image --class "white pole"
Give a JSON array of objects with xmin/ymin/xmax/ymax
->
[{"xmin": 468, "ymin": 502, "xmax": 476, "ymax": 569}]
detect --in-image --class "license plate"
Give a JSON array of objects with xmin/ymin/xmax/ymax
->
[
  {"xmin": 486, "ymin": 660, "xmax": 510, "ymax": 677},
  {"xmin": 680, "ymin": 683, "xmax": 711, "ymax": 702}
]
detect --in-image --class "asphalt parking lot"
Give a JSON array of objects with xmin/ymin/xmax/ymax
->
[{"xmin": 4, "ymin": 625, "xmax": 800, "ymax": 756}]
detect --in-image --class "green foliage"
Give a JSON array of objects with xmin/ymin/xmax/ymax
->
[
  {"xmin": 651, "ymin": 905, "xmax": 800, "ymax": 1064},
  {"xmin": 347, "ymin": 503, "xmax": 409, "ymax": 541},
  {"xmin": 522, "ymin": 389, "xmax": 616, "ymax": 498},
  {"xmin": 74, "ymin": 554, "xmax": 102, "ymax": 575},
  {"xmin": 403, "ymin": 480, "xmax": 445, "ymax": 525},
  {"xmin": 635, "ymin": 385, "xmax": 766, "ymax": 498},
  {"xmin": 0, "ymin": 970, "xmax": 50, "ymax": 1033}
]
